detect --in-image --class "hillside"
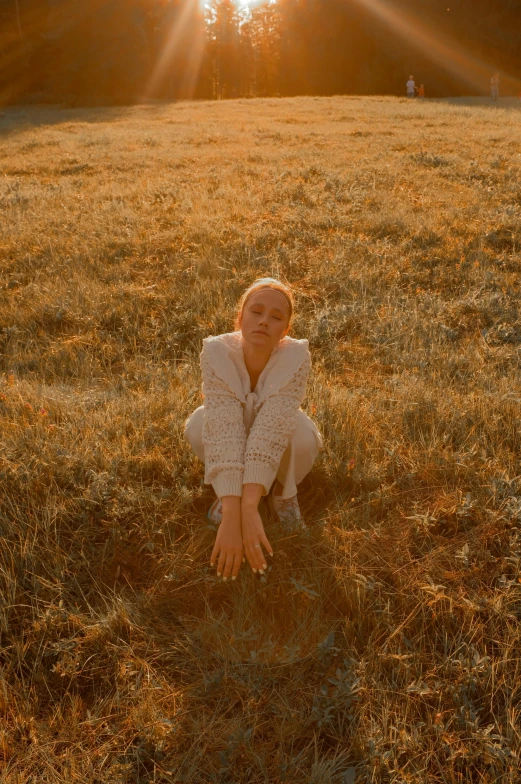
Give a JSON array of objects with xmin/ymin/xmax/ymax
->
[{"xmin": 1, "ymin": 96, "xmax": 520, "ymax": 783}]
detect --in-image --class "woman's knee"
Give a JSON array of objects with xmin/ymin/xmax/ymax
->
[{"xmin": 290, "ymin": 411, "xmax": 321, "ymax": 459}]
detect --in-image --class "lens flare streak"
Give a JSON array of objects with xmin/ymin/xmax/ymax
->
[
  {"xmin": 147, "ymin": 0, "xmax": 205, "ymax": 100},
  {"xmin": 350, "ymin": 0, "xmax": 517, "ymax": 93}
]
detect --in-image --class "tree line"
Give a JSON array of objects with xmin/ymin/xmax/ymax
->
[{"xmin": 0, "ymin": 0, "xmax": 519, "ymax": 105}]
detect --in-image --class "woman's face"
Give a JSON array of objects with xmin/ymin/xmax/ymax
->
[{"xmin": 240, "ymin": 289, "xmax": 290, "ymax": 352}]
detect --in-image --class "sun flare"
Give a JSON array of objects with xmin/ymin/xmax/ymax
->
[{"xmin": 202, "ymin": 0, "xmax": 266, "ymax": 8}]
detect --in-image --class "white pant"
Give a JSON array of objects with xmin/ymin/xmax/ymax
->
[{"xmin": 184, "ymin": 406, "xmax": 322, "ymax": 499}]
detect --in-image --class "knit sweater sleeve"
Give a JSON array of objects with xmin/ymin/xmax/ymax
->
[
  {"xmin": 201, "ymin": 351, "xmax": 246, "ymax": 498},
  {"xmin": 243, "ymin": 352, "xmax": 311, "ymax": 494}
]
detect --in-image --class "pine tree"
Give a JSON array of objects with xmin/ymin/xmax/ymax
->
[{"xmin": 205, "ymin": 0, "xmax": 241, "ymax": 99}]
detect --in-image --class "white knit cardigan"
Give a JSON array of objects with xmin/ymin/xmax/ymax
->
[{"xmin": 200, "ymin": 331, "xmax": 311, "ymax": 498}]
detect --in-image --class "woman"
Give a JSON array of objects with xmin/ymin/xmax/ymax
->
[{"xmin": 184, "ymin": 278, "xmax": 322, "ymax": 582}]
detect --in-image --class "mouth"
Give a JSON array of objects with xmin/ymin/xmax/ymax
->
[{"xmin": 253, "ymin": 330, "xmax": 269, "ymax": 336}]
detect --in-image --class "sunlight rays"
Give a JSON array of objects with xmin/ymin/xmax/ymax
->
[
  {"xmin": 350, "ymin": 0, "xmax": 519, "ymax": 94},
  {"xmin": 202, "ymin": 0, "xmax": 271, "ymax": 9},
  {"xmin": 146, "ymin": 0, "xmax": 205, "ymax": 100}
]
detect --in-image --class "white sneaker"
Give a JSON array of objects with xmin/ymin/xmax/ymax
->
[
  {"xmin": 207, "ymin": 497, "xmax": 222, "ymax": 524},
  {"xmin": 268, "ymin": 489, "xmax": 306, "ymax": 532}
]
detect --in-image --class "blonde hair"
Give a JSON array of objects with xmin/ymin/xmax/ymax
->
[{"xmin": 235, "ymin": 278, "xmax": 294, "ymax": 330}]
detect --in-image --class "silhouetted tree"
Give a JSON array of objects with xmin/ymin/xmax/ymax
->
[
  {"xmin": 205, "ymin": 0, "xmax": 241, "ymax": 99},
  {"xmin": 248, "ymin": 3, "xmax": 281, "ymax": 96}
]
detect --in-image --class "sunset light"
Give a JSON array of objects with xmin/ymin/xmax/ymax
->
[
  {"xmin": 351, "ymin": 0, "xmax": 514, "ymax": 93},
  {"xmin": 208, "ymin": 0, "xmax": 273, "ymax": 8},
  {"xmin": 2, "ymin": 0, "xmax": 521, "ymax": 778}
]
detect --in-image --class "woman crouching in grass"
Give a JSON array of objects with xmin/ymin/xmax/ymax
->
[{"xmin": 184, "ymin": 278, "xmax": 322, "ymax": 582}]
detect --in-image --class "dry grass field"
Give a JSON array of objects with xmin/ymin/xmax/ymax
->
[{"xmin": 1, "ymin": 95, "xmax": 521, "ymax": 784}]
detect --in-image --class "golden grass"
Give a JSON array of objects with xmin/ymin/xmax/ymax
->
[{"xmin": 1, "ymin": 95, "xmax": 521, "ymax": 783}]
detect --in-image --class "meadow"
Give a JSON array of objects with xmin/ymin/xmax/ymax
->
[{"xmin": 1, "ymin": 95, "xmax": 520, "ymax": 783}]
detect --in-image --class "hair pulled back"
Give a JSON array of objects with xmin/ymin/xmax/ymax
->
[{"xmin": 235, "ymin": 278, "xmax": 294, "ymax": 330}]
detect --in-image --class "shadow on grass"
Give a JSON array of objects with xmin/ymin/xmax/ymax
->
[
  {"xmin": 129, "ymin": 466, "xmax": 365, "ymax": 779},
  {"xmin": 431, "ymin": 95, "xmax": 521, "ymax": 109},
  {"xmin": 0, "ymin": 101, "xmax": 176, "ymax": 136}
]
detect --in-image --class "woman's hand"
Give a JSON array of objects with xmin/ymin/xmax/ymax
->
[
  {"xmin": 210, "ymin": 497, "xmax": 243, "ymax": 581},
  {"xmin": 242, "ymin": 505, "xmax": 273, "ymax": 573},
  {"xmin": 241, "ymin": 484, "xmax": 273, "ymax": 574}
]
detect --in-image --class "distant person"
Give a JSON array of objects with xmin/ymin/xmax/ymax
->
[
  {"xmin": 407, "ymin": 75, "xmax": 416, "ymax": 98},
  {"xmin": 416, "ymin": 84, "xmax": 426, "ymax": 98},
  {"xmin": 491, "ymin": 73, "xmax": 499, "ymax": 102}
]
